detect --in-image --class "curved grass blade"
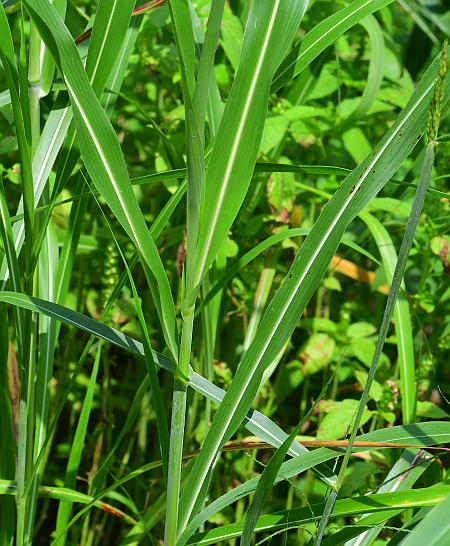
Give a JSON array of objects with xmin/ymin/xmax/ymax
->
[
  {"xmin": 85, "ymin": 0, "xmax": 136, "ymax": 96},
  {"xmin": 271, "ymin": 0, "xmax": 394, "ymax": 92},
  {"xmin": 1, "ymin": 0, "xmax": 141, "ymax": 289},
  {"xmin": 23, "ymin": 0, "xmax": 179, "ymax": 361},
  {"xmin": 177, "ymin": 423, "xmax": 450, "ymax": 546},
  {"xmin": 177, "ymin": 51, "xmax": 450, "ymax": 530},
  {"xmin": 197, "ymin": 228, "xmax": 379, "ymax": 315},
  {"xmin": 186, "ymin": 485, "xmax": 450, "ymax": 546},
  {"xmin": 54, "ymin": 343, "xmax": 102, "ymax": 545},
  {"xmin": 61, "ymin": 429, "xmax": 450, "ymax": 544},
  {"xmin": 360, "ymin": 211, "xmax": 415, "ymax": 423},
  {"xmin": 0, "ymin": 291, "xmax": 314, "ymax": 462},
  {"xmin": 338, "ymin": 15, "xmax": 384, "ymax": 129},
  {"xmin": 0, "ymin": 479, "xmax": 138, "ymax": 526}
]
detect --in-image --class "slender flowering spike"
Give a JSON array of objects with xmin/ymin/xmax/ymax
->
[{"xmin": 427, "ymin": 40, "xmax": 448, "ymax": 143}]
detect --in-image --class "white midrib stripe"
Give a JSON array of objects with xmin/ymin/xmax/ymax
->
[
  {"xmin": 273, "ymin": 0, "xmax": 375, "ymax": 86},
  {"xmin": 65, "ymin": 80, "xmax": 180, "ymax": 355},
  {"xmin": 3, "ymin": 2, "xmax": 134, "ymax": 286},
  {"xmin": 36, "ymin": 0, "xmax": 119, "ymax": 205},
  {"xmin": 65, "ymin": 81, "xmax": 142, "ymax": 252},
  {"xmin": 34, "ymin": 108, "xmax": 71, "ymax": 198},
  {"xmin": 0, "ymin": 108, "xmax": 71, "ymax": 285},
  {"xmin": 187, "ymin": 80, "xmax": 435, "ymax": 518},
  {"xmin": 88, "ymin": 0, "xmax": 119, "ymax": 87},
  {"xmin": 194, "ymin": 1, "xmax": 282, "ymax": 286}
]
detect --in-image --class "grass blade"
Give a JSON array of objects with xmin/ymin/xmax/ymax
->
[
  {"xmin": 178, "ymin": 51, "xmax": 450, "ymax": 531},
  {"xmin": 54, "ymin": 343, "xmax": 102, "ymax": 545},
  {"xmin": 23, "ymin": 0, "xmax": 180, "ymax": 361},
  {"xmin": 186, "ymin": 485, "xmax": 450, "ymax": 546},
  {"xmin": 189, "ymin": 0, "xmax": 309, "ymax": 294},
  {"xmin": 240, "ymin": 378, "xmax": 332, "ymax": 546},
  {"xmin": 0, "ymin": 291, "xmax": 320, "ymax": 469},
  {"xmin": 271, "ymin": 0, "xmax": 394, "ymax": 92},
  {"xmin": 360, "ymin": 211, "xmax": 416, "ymax": 423},
  {"xmin": 314, "ymin": 134, "xmax": 440, "ymax": 543}
]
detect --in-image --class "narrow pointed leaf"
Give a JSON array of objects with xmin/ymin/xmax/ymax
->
[
  {"xmin": 190, "ymin": 0, "xmax": 309, "ymax": 291},
  {"xmin": 0, "ymin": 291, "xmax": 313, "ymax": 461},
  {"xmin": 178, "ymin": 51, "xmax": 450, "ymax": 529},
  {"xmin": 271, "ymin": 0, "xmax": 395, "ymax": 92},
  {"xmin": 178, "ymin": 422, "xmax": 450, "ymax": 545},
  {"xmin": 186, "ymin": 485, "xmax": 450, "ymax": 546},
  {"xmin": 22, "ymin": 0, "xmax": 179, "ymax": 359}
]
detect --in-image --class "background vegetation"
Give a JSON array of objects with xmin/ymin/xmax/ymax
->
[{"xmin": 0, "ymin": 0, "xmax": 449, "ymax": 545}]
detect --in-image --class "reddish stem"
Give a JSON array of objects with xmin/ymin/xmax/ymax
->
[{"xmin": 75, "ymin": 0, "xmax": 166, "ymax": 45}]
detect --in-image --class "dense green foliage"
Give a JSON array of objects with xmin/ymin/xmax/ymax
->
[{"xmin": 0, "ymin": 1, "xmax": 449, "ymax": 545}]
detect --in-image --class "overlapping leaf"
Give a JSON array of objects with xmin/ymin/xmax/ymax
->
[
  {"xmin": 189, "ymin": 0, "xmax": 309, "ymax": 293},
  {"xmin": 272, "ymin": 0, "xmax": 395, "ymax": 92},
  {"xmin": 22, "ymin": 0, "xmax": 179, "ymax": 359},
  {"xmin": 178, "ymin": 51, "xmax": 450, "ymax": 530}
]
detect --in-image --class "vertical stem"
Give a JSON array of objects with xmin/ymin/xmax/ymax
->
[
  {"xmin": 165, "ymin": 2, "xmax": 225, "ymax": 542},
  {"xmin": 28, "ymin": 20, "xmax": 41, "ymax": 154},
  {"xmin": 17, "ymin": 16, "xmax": 42, "ymax": 546},
  {"xmin": 164, "ymin": 311, "xmax": 194, "ymax": 545}
]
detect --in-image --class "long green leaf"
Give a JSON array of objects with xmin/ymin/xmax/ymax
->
[
  {"xmin": 0, "ymin": 4, "xmax": 34, "ymax": 265},
  {"xmin": 339, "ymin": 14, "xmax": 385, "ymax": 129},
  {"xmin": 1, "ymin": 0, "xmax": 140, "ymax": 289},
  {"xmin": 178, "ymin": 52, "xmax": 450, "ymax": 530},
  {"xmin": 177, "ymin": 422, "xmax": 450, "ymax": 545},
  {"xmin": 185, "ymin": 485, "xmax": 450, "ymax": 546},
  {"xmin": 240, "ymin": 379, "xmax": 331, "ymax": 546},
  {"xmin": 23, "ymin": 0, "xmax": 179, "ymax": 360},
  {"xmin": 360, "ymin": 211, "xmax": 416, "ymax": 423},
  {"xmin": 0, "ymin": 291, "xmax": 316, "ymax": 464},
  {"xmin": 51, "ymin": 422, "xmax": 450, "ymax": 545},
  {"xmin": 189, "ymin": 0, "xmax": 308, "ymax": 293},
  {"xmin": 54, "ymin": 344, "xmax": 102, "ymax": 545},
  {"xmin": 271, "ymin": 0, "xmax": 394, "ymax": 92},
  {"xmin": 25, "ymin": 222, "xmax": 59, "ymax": 541}
]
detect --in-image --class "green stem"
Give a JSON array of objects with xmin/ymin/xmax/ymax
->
[
  {"xmin": 165, "ymin": 311, "xmax": 194, "ymax": 545},
  {"xmin": 28, "ymin": 20, "xmax": 41, "ymax": 154}
]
